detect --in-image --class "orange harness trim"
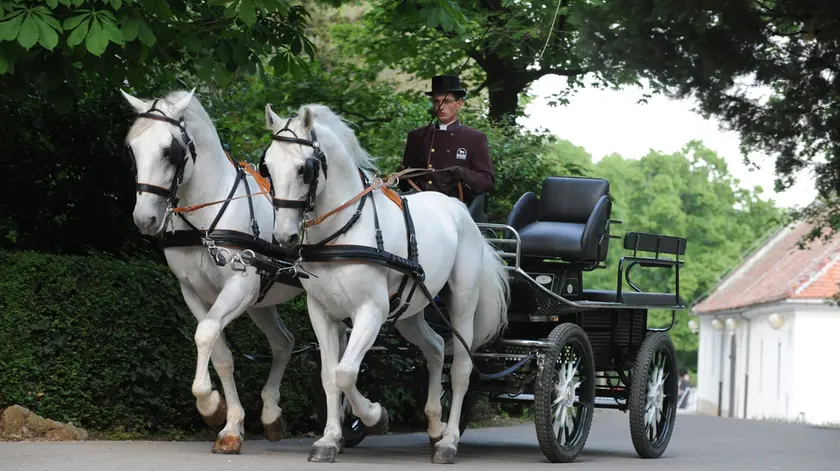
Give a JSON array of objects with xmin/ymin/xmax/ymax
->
[{"xmin": 305, "ymin": 170, "xmax": 407, "ymax": 228}]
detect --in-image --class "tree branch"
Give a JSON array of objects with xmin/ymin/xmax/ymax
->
[{"xmin": 522, "ymin": 66, "xmax": 588, "ymax": 82}]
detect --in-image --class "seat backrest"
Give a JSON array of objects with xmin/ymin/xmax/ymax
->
[{"xmin": 538, "ymin": 176, "xmax": 610, "ymax": 223}]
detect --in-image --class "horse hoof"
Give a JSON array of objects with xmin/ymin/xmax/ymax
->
[
  {"xmin": 337, "ymin": 436, "xmax": 346, "ymax": 454},
  {"xmin": 432, "ymin": 444, "xmax": 457, "ymax": 464},
  {"xmin": 368, "ymin": 407, "xmax": 389, "ymax": 435},
  {"xmin": 263, "ymin": 416, "xmax": 286, "ymax": 442},
  {"xmin": 201, "ymin": 397, "xmax": 227, "ymax": 427},
  {"xmin": 308, "ymin": 444, "xmax": 339, "ymax": 463},
  {"xmin": 211, "ymin": 433, "xmax": 242, "ymax": 454}
]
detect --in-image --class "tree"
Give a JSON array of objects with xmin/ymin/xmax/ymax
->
[
  {"xmin": 576, "ymin": 0, "xmax": 840, "ymax": 231},
  {"xmin": 332, "ymin": 0, "xmax": 641, "ymax": 122},
  {"xmin": 0, "ymin": 0, "xmax": 315, "ymax": 107}
]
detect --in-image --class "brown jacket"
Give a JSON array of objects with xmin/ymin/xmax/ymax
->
[{"xmin": 400, "ymin": 120, "xmax": 494, "ymax": 205}]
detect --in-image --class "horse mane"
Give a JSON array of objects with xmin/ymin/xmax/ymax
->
[
  {"xmin": 125, "ymin": 89, "xmax": 215, "ymax": 143},
  {"xmin": 302, "ymin": 104, "xmax": 379, "ymax": 178}
]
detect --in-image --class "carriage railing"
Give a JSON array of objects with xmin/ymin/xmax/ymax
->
[{"xmin": 476, "ymin": 223, "xmax": 686, "ymax": 313}]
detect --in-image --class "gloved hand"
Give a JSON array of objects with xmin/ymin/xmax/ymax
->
[{"xmin": 449, "ymin": 166, "xmax": 465, "ymax": 181}]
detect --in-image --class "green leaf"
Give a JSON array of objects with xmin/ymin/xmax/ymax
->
[
  {"xmin": 121, "ymin": 17, "xmax": 138, "ymax": 41},
  {"xmin": 66, "ymin": 17, "xmax": 89, "ymax": 47},
  {"xmin": 238, "ymin": 0, "xmax": 256, "ymax": 26},
  {"xmin": 63, "ymin": 14, "xmax": 90, "ymax": 30},
  {"xmin": 36, "ymin": 16, "xmax": 58, "ymax": 50},
  {"xmin": 0, "ymin": 52, "xmax": 7, "ymax": 74},
  {"xmin": 136, "ymin": 18, "xmax": 154, "ymax": 46},
  {"xmin": 100, "ymin": 17, "xmax": 123, "ymax": 45},
  {"xmin": 0, "ymin": 12, "xmax": 23, "ymax": 41},
  {"xmin": 84, "ymin": 17, "xmax": 109, "ymax": 56},
  {"xmin": 111, "ymin": 0, "xmax": 122, "ymax": 9},
  {"xmin": 46, "ymin": 0, "xmax": 58, "ymax": 8},
  {"xmin": 17, "ymin": 13, "xmax": 39, "ymax": 50},
  {"xmin": 34, "ymin": 10, "xmax": 62, "ymax": 31}
]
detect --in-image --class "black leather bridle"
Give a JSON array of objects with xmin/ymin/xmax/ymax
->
[
  {"xmin": 125, "ymin": 99, "xmax": 197, "ymax": 207},
  {"xmin": 258, "ymin": 115, "xmax": 328, "ymax": 216}
]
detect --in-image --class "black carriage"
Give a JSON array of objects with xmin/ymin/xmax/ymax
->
[{"xmin": 467, "ymin": 175, "xmax": 686, "ymax": 463}]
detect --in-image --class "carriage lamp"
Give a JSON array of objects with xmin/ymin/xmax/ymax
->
[
  {"xmin": 768, "ymin": 313, "xmax": 786, "ymax": 330},
  {"xmin": 711, "ymin": 318, "xmax": 724, "ymax": 331},
  {"xmin": 687, "ymin": 319, "xmax": 699, "ymax": 334},
  {"xmin": 725, "ymin": 317, "xmax": 738, "ymax": 331}
]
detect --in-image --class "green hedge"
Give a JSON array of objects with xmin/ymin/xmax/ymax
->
[{"xmin": 0, "ymin": 250, "xmax": 430, "ymax": 437}]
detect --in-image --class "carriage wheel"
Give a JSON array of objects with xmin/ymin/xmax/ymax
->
[
  {"xmin": 628, "ymin": 331, "xmax": 679, "ymax": 458},
  {"xmin": 534, "ymin": 323, "xmax": 596, "ymax": 463},
  {"xmin": 311, "ymin": 372, "xmax": 368, "ymax": 448}
]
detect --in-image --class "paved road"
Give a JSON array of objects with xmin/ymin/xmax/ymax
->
[{"xmin": 2, "ymin": 410, "xmax": 839, "ymax": 471}]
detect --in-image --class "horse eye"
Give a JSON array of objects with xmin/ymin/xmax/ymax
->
[{"xmin": 297, "ymin": 165, "xmax": 305, "ymax": 176}]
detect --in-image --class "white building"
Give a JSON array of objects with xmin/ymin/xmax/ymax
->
[{"xmin": 690, "ymin": 221, "xmax": 840, "ymax": 426}]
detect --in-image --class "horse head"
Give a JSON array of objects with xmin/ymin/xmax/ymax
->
[{"xmin": 121, "ymin": 88, "xmax": 197, "ymax": 235}]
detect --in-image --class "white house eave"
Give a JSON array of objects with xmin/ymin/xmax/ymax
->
[{"xmin": 691, "ymin": 298, "xmax": 837, "ymax": 319}]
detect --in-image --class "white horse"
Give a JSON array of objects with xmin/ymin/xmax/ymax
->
[
  {"xmin": 259, "ymin": 103, "xmax": 510, "ymax": 464},
  {"xmin": 120, "ymin": 89, "xmax": 303, "ymax": 454}
]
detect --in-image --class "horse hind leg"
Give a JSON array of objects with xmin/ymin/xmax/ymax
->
[
  {"xmin": 431, "ymin": 256, "xmax": 481, "ymax": 464},
  {"xmin": 246, "ymin": 305, "xmax": 295, "ymax": 441},
  {"xmin": 394, "ymin": 313, "xmax": 447, "ymax": 444}
]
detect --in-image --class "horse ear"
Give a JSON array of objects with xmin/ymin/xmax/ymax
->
[
  {"xmin": 302, "ymin": 106, "xmax": 314, "ymax": 132},
  {"xmin": 265, "ymin": 103, "xmax": 281, "ymax": 130},
  {"xmin": 120, "ymin": 89, "xmax": 148, "ymax": 113},
  {"xmin": 170, "ymin": 88, "xmax": 195, "ymax": 117}
]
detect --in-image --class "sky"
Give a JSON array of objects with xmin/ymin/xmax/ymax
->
[{"xmin": 517, "ymin": 74, "xmax": 819, "ymax": 210}]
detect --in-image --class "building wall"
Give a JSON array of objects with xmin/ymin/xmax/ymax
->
[
  {"xmin": 790, "ymin": 307, "xmax": 840, "ymax": 425},
  {"xmin": 696, "ymin": 307, "xmax": 796, "ymax": 420},
  {"xmin": 741, "ymin": 310, "xmax": 794, "ymax": 421},
  {"xmin": 697, "ymin": 303, "xmax": 840, "ymax": 424}
]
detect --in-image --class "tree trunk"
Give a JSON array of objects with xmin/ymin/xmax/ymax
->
[{"xmin": 482, "ymin": 53, "xmax": 528, "ymax": 124}]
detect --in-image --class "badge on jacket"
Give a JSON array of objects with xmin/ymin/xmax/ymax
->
[{"xmin": 456, "ymin": 148, "xmax": 467, "ymax": 160}]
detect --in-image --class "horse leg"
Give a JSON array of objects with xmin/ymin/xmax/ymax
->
[
  {"xmin": 333, "ymin": 302, "xmax": 389, "ymax": 435},
  {"xmin": 191, "ymin": 278, "xmax": 256, "ymax": 454},
  {"xmin": 247, "ymin": 305, "xmax": 295, "ymax": 441},
  {"xmin": 431, "ymin": 278, "xmax": 479, "ymax": 464},
  {"xmin": 306, "ymin": 296, "xmax": 344, "ymax": 463},
  {"xmin": 179, "ymin": 286, "xmax": 233, "ymax": 427},
  {"xmin": 394, "ymin": 313, "xmax": 447, "ymax": 443}
]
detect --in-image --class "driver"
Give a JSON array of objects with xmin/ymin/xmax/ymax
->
[{"xmin": 398, "ymin": 75, "xmax": 495, "ymax": 207}]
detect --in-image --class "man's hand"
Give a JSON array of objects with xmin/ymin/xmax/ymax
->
[{"xmin": 449, "ymin": 166, "xmax": 465, "ymax": 180}]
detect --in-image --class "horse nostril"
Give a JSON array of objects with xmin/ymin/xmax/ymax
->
[
  {"xmin": 149, "ymin": 216, "xmax": 157, "ymax": 228},
  {"xmin": 287, "ymin": 234, "xmax": 300, "ymax": 246}
]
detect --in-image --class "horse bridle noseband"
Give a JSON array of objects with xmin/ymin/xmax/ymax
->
[
  {"xmin": 259, "ymin": 115, "xmax": 328, "ymax": 216},
  {"xmin": 125, "ymin": 99, "xmax": 197, "ymax": 205}
]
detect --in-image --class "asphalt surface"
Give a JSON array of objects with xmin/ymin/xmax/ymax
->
[{"xmin": 2, "ymin": 409, "xmax": 839, "ymax": 471}]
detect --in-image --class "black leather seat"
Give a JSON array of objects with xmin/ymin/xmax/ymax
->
[{"xmin": 505, "ymin": 176, "xmax": 611, "ymax": 262}]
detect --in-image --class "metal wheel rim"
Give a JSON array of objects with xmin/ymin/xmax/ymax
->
[
  {"xmin": 644, "ymin": 346, "xmax": 673, "ymax": 445},
  {"xmin": 551, "ymin": 341, "xmax": 589, "ymax": 449}
]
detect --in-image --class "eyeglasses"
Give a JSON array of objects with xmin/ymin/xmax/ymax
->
[{"xmin": 430, "ymin": 97, "xmax": 459, "ymax": 106}]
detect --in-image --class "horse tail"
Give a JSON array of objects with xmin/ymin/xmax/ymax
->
[{"xmin": 471, "ymin": 235, "xmax": 510, "ymax": 350}]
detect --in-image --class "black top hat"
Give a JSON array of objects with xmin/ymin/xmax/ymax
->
[{"xmin": 425, "ymin": 75, "xmax": 467, "ymax": 98}]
